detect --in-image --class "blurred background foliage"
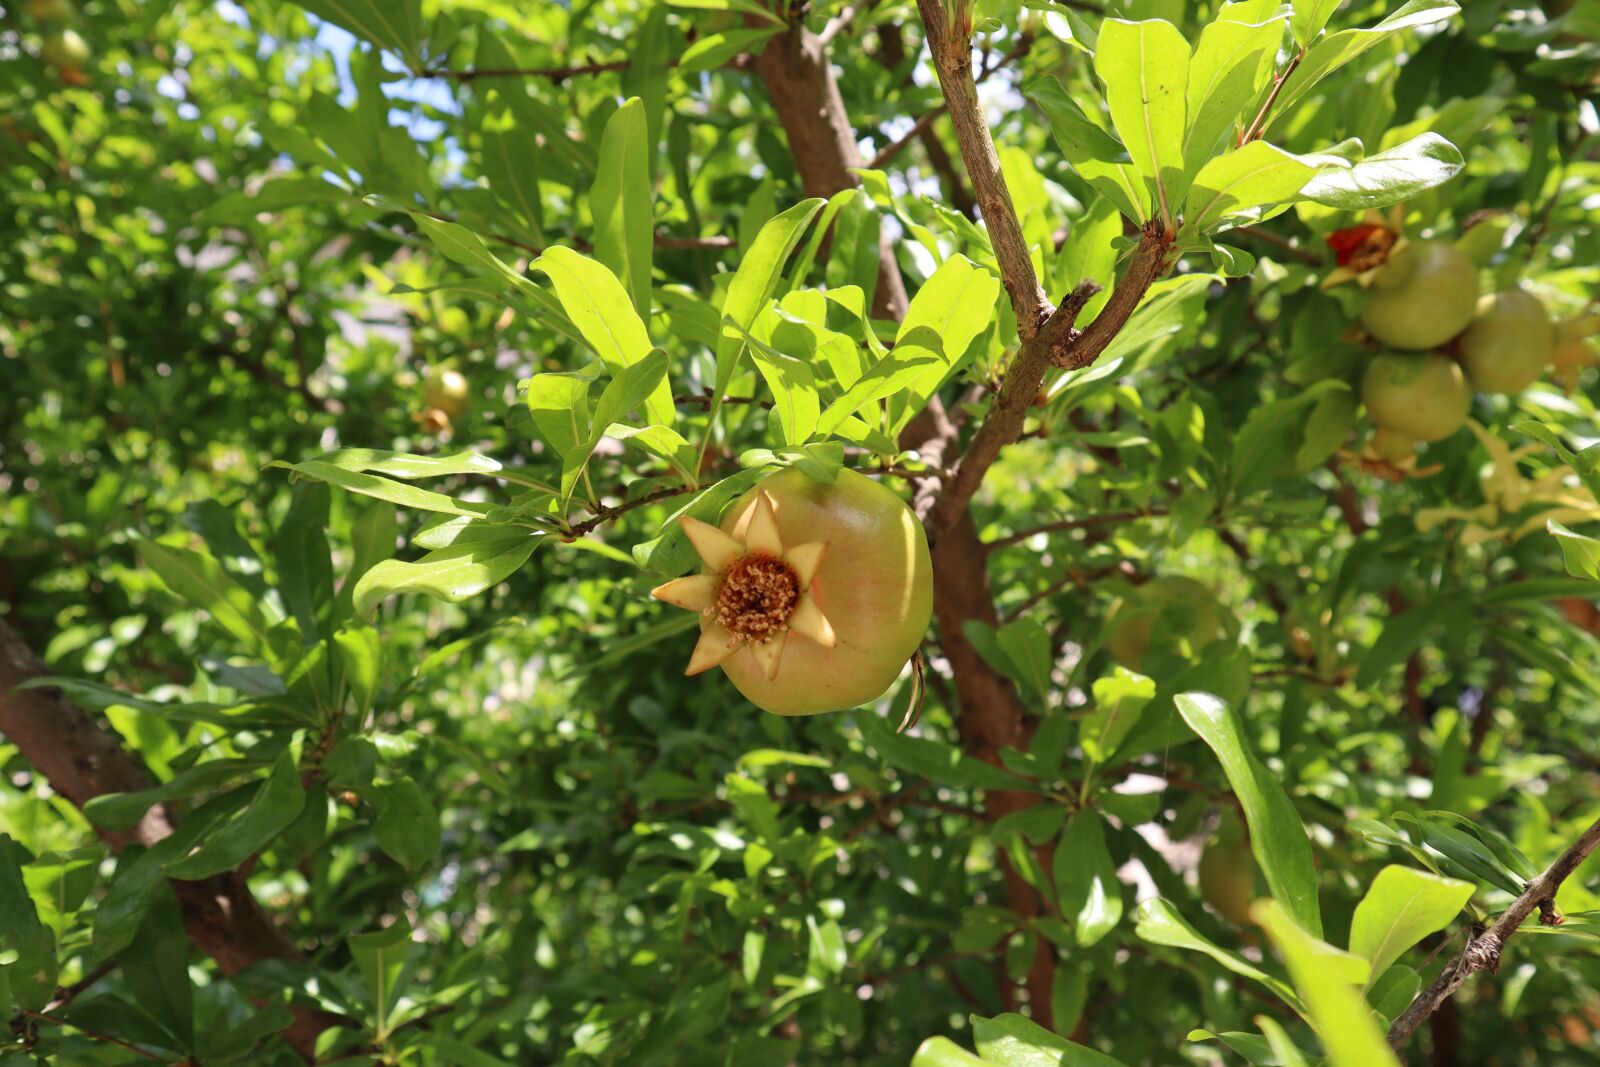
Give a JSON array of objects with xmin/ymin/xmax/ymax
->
[{"xmin": 2, "ymin": 0, "xmax": 1600, "ymax": 1064}]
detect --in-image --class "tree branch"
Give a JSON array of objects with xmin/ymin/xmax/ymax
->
[
  {"xmin": 1388, "ymin": 814, "xmax": 1600, "ymax": 1050},
  {"xmin": 986, "ymin": 507, "xmax": 1168, "ymax": 552},
  {"xmin": 0, "ymin": 620, "xmax": 336, "ymax": 1061},
  {"xmin": 913, "ymin": 7, "xmax": 1046, "ymax": 336}
]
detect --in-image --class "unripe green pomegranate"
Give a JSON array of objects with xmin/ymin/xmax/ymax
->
[
  {"xmin": 1104, "ymin": 576, "xmax": 1228, "ymax": 671},
  {"xmin": 1360, "ymin": 240, "xmax": 1479, "ymax": 351},
  {"xmin": 1458, "ymin": 288, "xmax": 1555, "ymax": 395},
  {"xmin": 1361, "ymin": 352, "xmax": 1471, "ymax": 458},
  {"xmin": 29, "ymin": 0, "xmax": 77, "ymax": 23},
  {"xmin": 423, "ymin": 367, "xmax": 470, "ymax": 419},
  {"xmin": 652, "ymin": 468, "xmax": 932, "ymax": 716},
  {"xmin": 1198, "ymin": 826, "xmax": 1257, "ymax": 926},
  {"xmin": 41, "ymin": 28, "xmax": 89, "ymax": 73}
]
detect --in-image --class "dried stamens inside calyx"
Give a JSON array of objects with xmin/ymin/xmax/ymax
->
[{"xmin": 714, "ymin": 555, "xmax": 800, "ymax": 642}]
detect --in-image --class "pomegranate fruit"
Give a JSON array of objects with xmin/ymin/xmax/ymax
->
[
  {"xmin": 1360, "ymin": 240, "xmax": 1479, "ymax": 351},
  {"xmin": 1458, "ymin": 288, "xmax": 1554, "ymax": 395},
  {"xmin": 41, "ymin": 28, "xmax": 88, "ymax": 72},
  {"xmin": 423, "ymin": 367, "xmax": 471, "ymax": 419},
  {"xmin": 1104, "ymin": 576, "xmax": 1229, "ymax": 671},
  {"xmin": 1361, "ymin": 352, "xmax": 1471, "ymax": 459},
  {"xmin": 652, "ymin": 468, "xmax": 932, "ymax": 716},
  {"xmin": 1198, "ymin": 822, "xmax": 1257, "ymax": 926}
]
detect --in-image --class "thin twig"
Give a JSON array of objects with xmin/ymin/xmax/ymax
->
[
  {"xmin": 47, "ymin": 960, "xmax": 116, "ymax": 1012},
  {"xmin": 1387, "ymin": 814, "xmax": 1600, "ymax": 1050},
  {"xmin": 986, "ymin": 508, "xmax": 1168, "ymax": 552},
  {"xmin": 1229, "ymin": 226, "xmax": 1322, "ymax": 266},
  {"xmin": 22, "ymin": 1011, "xmax": 164, "ymax": 1062},
  {"xmin": 565, "ymin": 484, "xmax": 699, "ymax": 538},
  {"xmin": 416, "ymin": 61, "xmax": 631, "ymax": 82},
  {"xmin": 818, "ymin": 0, "xmax": 876, "ymax": 47},
  {"xmin": 1241, "ymin": 49, "xmax": 1305, "ymax": 145}
]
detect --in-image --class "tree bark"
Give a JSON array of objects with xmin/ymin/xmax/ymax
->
[
  {"xmin": 751, "ymin": 21, "xmax": 1055, "ymax": 1024},
  {"xmin": 0, "ymin": 619, "xmax": 334, "ymax": 1062},
  {"xmin": 751, "ymin": 23, "xmax": 909, "ymax": 321}
]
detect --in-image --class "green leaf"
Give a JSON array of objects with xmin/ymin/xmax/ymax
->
[
  {"xmin": 666, "ymin": 0, "xmax": 784, "ymax": 25},
  {"xmin": 1255, "ymin": 901, "xmax": 1400, "ymax": 1067},
  {"xmin": 997, "ymin": 618, "xmax": 1054, "ymax": 705},
  {"xmin": 296, "ymin": 449, "xmax": 502, "ymax": 479},
  {"xmin": 1348, "ymin": 865, "xmax": 1474, "ymax": 986},
  {"xmin": 1291, "ymin": 0, "xmax": 1343, "ymax": 44},
  {"xmin": 679, "ymin": 27, "xmax": 780, "ymax": 72},
  {"xmin": 0, "ymin": 836, "xmax": 55, "ymax": 1014},
  {"xmin": 165, "ymin": 752, "xmax": 306, "ymax": 880},
  {"xmin": 1228, "ymin": 380, "xmax": 1351, "ymax": 495},
  {"xmin": 1300, "ymin": 133, "xmax": 1465, "ymax": 210},
  {"xmin": 816, "ymin": 350, "xmax": 942, "ymax": 435},
  {"xmin": 1548, "ymin": 520, "xmax": 1600, "ymax": 581},
  {"xmin": 368, "ymin": 778, "xmax": 441, "ymax": 870},
  {"xmin": 1094, "ymin": 18, "xmax": 1192, "ymax": 225},
  {"xmin": 1133, "ymin": 897, "xmax": 1303, "ymax": 1009},
  {"xmin": 288, "ymin": 0, "xmax": 423, "ymax": 66},
  {"xmin": 533, "ymin": 247, "xmax": 673, "ymax": 428},
  {"xmin": 83, "ymin": 758, "xmax": 267, "ymax": 832},
  {"xmin": 350, "ymin": 917, "xmax": 411, "ymax": 1033},
  {"xmin": 892, "ymin": 254, "xmax": 1002, "ymax": 425},
  {"xmin": 276, "ymin": 480, "xmax": 334, "ymax": 643},
  {"xmin": 1186, "ymin": 1029, "xmax": 1279, "ymax": 1065},
  {"xmin": 1184, "ymin": 141, "xmax": 1328, "ymax": 234},
  {"xmin": 724, "ymin": 316, "xmax": 819, "ymax": 445},
  {"xmin": 1256, "ymin": 1017, "xmax": 1313, "ymax": 1067},
  {"xmin": 972, "ymin": 1012, "xmax": 1131, "ymax": 1066},
  {"xmin": 1081, "ymin": 668, "xmax": 1156, "ymax": 763},
  {"xmin": 590, "ymin": 98, "xmax": 653, "ymax": 319},
  {"xmin": 715, "ymin": 198, "xmax": 826, "ymax": 400},
  {"xmin": 1183, "ymin": 13, "xmax": 1285, "ymax": 179},
  {"xmin": 1056, "ymin": 811, "xmax": 1124, "ymax": 946},
  {"xmin": 353, "ymin": 534, "xmax": 541, "ymax": 617},
  {"xmin": 1271, "ymin": 2, "xmax": 1462, "ymax": 126},
  {"xmin": 270, "ymin": 460, "xmax": 492, "ymax": 519},
  {"xmin": 123, "ymin": 884, "xmax": 193, "ymax": 1050},
  {"xmin": 1514, "ymin": 421, "xmax": 1600, "ymax": 501},
  {"xmin": 1026, "ymin": 76, "xmax": 1131, "ymax": 164},
  {"xmin": 134, "ymin": 539, "xmax": 273, "ymax": 654},
  {"xmin": 482, "ymin": 129, "xmax": 545, "ymax": 243},
  {"xmin": 911, "ymin": 1037, "xmax": 988, "ymax": 1067},
  {"xmin": 1175, "ymin": 692, "xmax": 1322, "ymax": 936}
]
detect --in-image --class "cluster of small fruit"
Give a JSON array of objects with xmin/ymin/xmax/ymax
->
[
  {"xmin": 28, "ymin": 0, "xmax": 90, "ymax": 84},
  {"xmin": 1344, "ymin": 229, "xmax": 1596, "ymax": 466}
]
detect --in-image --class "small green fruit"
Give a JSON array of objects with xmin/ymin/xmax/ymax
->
[
  {"xmin": 1458, "ymin": 288, "xmax": 1555, "ymax": 395},
  {"xmin": 1104, "ymin": 576, "xmax": 1228, "ymax": 671},
  {"xmin": 1361, "ymin": 352, "xmax": 1471, "ymax": 449},
  {"xmin": 423, "ymin": 367, "xmax": 470, "ymax": 419},
  {"xmin": 41, "ymin": 28, "xmax": 89, "ymax": 71},
  {"xmin": 1198, "ymin": 834, "xmax": 1257, "ymax": 926},
  {"xmin": 1361, "ymin": 240, "xmax": 1479, "ymax": 351}
]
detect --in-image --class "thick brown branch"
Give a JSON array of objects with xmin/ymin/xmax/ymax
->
[
  {"xmin": 0, "ymin": 620, "xmax": 335, "ymax": 1061},
  {"xmin": 1388, "ymin": 814, "xmax": 1600, "ymax": 1050},
  {"xmin": 913, "ymin": 7, "xmax": 1046, "ymax": 336},
  {"xmin": 928, "ymin": 226, "xmax": 1170, "ymax": 534},
  {"xmin": 751, "ymin": 23, "xmax": 909, "ymax": 319}
]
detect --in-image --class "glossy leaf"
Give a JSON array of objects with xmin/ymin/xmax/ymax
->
[
  {"xmin": 1094, "ymin": 18, "xmax": 1192, "ymax": 223},
  {"xmin": 1348, "ymin": 865, "xmax": 1474, "ymax": 985},
  {"xmin": 1255, "ymin": 901, "xmax": 1400, "ymax": 1067},
  {"xmin": 590, "ymin": 97, "xmax": 653, "ymax": 318},
  {"xmin": 1056, "ymin": 811, "xmax": 1124, "ymax": 946},
  {"xmin": 1175, "ymin": 693, "xmax": 1322, "ymax": 936}
]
